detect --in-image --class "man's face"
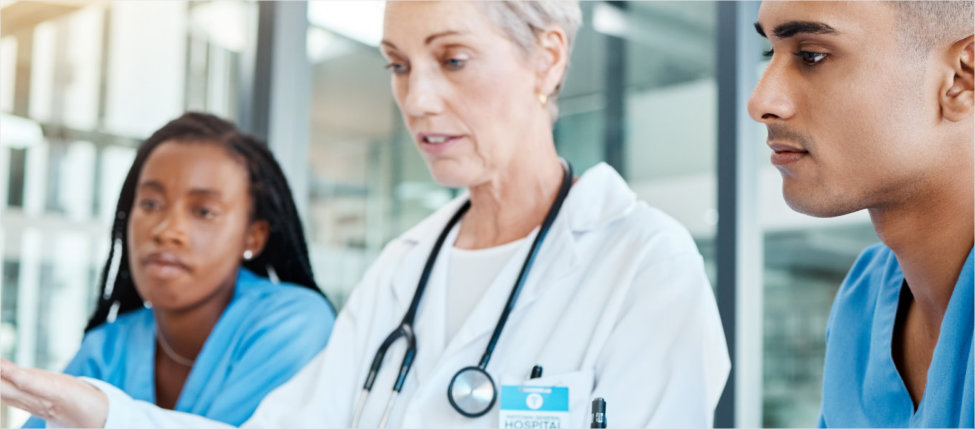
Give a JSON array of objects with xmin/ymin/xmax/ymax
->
[{"xmin": 749, "ymin": 2, "xmax": 943, "ymax": 217}]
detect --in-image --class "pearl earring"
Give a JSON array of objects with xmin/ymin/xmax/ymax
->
[
  {"xmin": 538, "ymin": 93, "xmax": 548, "ymax": 106},
  {"xmin": 243, "ymin": 249, "xmax": 253, "ymax": 260}
]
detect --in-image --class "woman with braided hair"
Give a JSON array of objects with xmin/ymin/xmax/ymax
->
[{"xmin": 19, "ymin": 112, "xmax": 335, "ymax": 427}]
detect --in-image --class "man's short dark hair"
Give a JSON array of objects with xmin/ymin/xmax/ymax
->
[{"xmin": 889, "ymin": 1, "xmax": 974, "ymax": 58}]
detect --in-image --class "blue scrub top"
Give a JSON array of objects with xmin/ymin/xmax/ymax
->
[
  {"xmin": 820, "ymin": 244, "xmax": 974, "ymax": 428},
  {"xmin": 24, "ymin": 268, "xmax": 335, "ymax": 428}
]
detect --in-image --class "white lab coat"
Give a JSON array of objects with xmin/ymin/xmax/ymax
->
[{"xmin": 91, "ymin": 163, "xmax": 730, "ymax": 428}]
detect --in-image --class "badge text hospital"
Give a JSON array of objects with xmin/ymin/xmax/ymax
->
[{"xmin": 499, "ymin": 385, "xmax": 570, "ymax": 429}]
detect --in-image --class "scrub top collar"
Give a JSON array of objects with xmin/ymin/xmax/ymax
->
[
  {"xmin": 140, "ymin": 266, "xmax": 267, "ymax": 409},
  {"xmin": 889, "ymin": 247, "xmax": 974, "ymax": 424}
]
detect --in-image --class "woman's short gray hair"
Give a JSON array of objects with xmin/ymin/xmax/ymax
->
[{"xmin": 481, "ymin": 1, "xmax": 582, "ymax": 122}]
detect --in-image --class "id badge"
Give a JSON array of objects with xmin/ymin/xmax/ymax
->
[{"xmin": 498, "ymin": 384, "xmax": 569, "ymax": 429}]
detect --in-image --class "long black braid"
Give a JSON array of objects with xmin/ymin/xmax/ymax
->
[{"xmin": 85, "ymin": 112, "xmax": 331, "ymax": 332}]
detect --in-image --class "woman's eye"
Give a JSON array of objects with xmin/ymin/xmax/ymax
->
[
  {"xmin": 193, "ymin": 207, "xmax": 217, "ymax": 219},
  {"xmin": 794, "ymin": 51, "xmax": 828, "ymax": 66},
  {"xmin": 385, "ymin": 62, "xmax": 408, "ymax": 75},
  {"xmin": 138, "ymin": 199, "xmax": 160, "ymax": 211},
  {"xmin": 444, "ymin": 57, "xmax": 466, "ymax": 70}
]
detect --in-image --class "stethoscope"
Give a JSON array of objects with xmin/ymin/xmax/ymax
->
[{"xmin": 351, "ymin": 160, "xmax": 573, "ymax": 427}]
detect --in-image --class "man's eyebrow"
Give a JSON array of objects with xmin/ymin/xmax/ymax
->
[
  {"xmin": 771, "ymin": 20, "xmax": 838, "ymax": 39},
  {"xmin": 754, "ymin": 22, "xmax": 766, "ymax": 38}
]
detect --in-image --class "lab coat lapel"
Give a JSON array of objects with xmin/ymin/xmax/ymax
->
[
  {"xmin": 389, "ymin": 244, "xmax": 427, "ymax": 314},
  {"xmin": 386, "ymin": 238, "xmax": 449, "ymax": 385},
  {"xmin": 410, "ymin": 226, "xmax": 460, "ymax": 384},
  {"xmin": 440, "ymin": 213, "xmax": 579, "ymax": 361},
  {"xmin": 436, "ymin": 163, "xmax": 633, "ymax": 359},
  {"xmin": 388, "ymin": 197, "xmax": 469, "ymax": 385},
  {"xmin": 390, "ymin": 162, "xmax": 628, "ymax": 318},
  {"xmin": 390, "ymin": 195, "xmax": 469, "ymax": 310}
]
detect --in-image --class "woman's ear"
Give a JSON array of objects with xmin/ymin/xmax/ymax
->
[
  {"xmin": 535, "ymin": 25, "xmax": 569, "ymax": 97},
  {"xmin": 244, "ymin": 220, "xmax": 270, "ymax": 259},
  {"xmin": 941, "ymin": 35, "xmax": 974, "ymax": 122}
]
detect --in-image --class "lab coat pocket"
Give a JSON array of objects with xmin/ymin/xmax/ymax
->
[{"xmin": 500, "ymin": 369, "xmax": 595, "ymax": 428}]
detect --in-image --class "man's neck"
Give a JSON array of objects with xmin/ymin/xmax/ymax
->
[{"xmin": 869, "ymin": 174, "xmax": 974, "ymax": 335}]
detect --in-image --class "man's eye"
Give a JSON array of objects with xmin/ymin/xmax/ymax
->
[{"xmin": 794, "ymin": 51, "xmax": 828, "ymax": 66}]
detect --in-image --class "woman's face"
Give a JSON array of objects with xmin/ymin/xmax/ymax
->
[
  {"xmin": 381, "ymin": 1, "xmax": 545, "ymax": 187},
  {"xmin": 127, "ymin": 141, "xmax": 267, "ymax": 311}
]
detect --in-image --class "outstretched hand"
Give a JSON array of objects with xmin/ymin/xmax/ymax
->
[{"xmin": 1, "ymin": 359, "xmax": 108, "ymax": 428}]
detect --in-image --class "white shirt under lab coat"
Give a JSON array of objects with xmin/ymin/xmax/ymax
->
[{"xmin": 89, "ymin": 163, "xmax": 730, "ymax": 428}]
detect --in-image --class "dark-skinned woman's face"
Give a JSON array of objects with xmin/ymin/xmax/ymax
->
[{"xmin": 127, "ymin": 140, "xmax": 268, "ymax": 311}]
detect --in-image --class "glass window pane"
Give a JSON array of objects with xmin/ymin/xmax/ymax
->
[
  {"xmin": 306, "ymin": 1, "xmax": 449, "ymax": 308},
  {"xmin": 557, "ymin": 1, "xmax": 719, "ymax": 283},
  {"xmin": 0, "ymin": 2, "xmax": 254, "ymax": 426},
  {"xmin": 1, "ymin": 37, "xmax": 16, "ymax": 113},
  {"xmin": 103, "ymin": 1, "xmax": 187, "ymax": 137}
]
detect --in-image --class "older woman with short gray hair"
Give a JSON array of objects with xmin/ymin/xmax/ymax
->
[{"xmin": 1, "ymin": 2, "xmax": 729, "ymax": 427}]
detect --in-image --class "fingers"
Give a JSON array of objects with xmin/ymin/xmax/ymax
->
[
  {"xmin": 1, "ymin": 377, "xmax": 55, "ymax": 420},
  {"xmin": 0, "ymin": 361, "xmax": 107, "ymax": 428},
  {"xmin": 1, "ymin": 360, "xmax": 68, "ymax": 423},
  {"xmin": 0, "ymin": 358, "xmax": 32, "ymax": 394},
  {"xmin": 0, "ymin": 358, "xmax": 17, "ymax": 381},
  {"xmin": 1, "ymin": 359, "xmax": 42, "ymax": 395}
]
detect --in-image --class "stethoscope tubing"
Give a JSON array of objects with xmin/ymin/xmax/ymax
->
[
  {"xmin": 352, "ymin": 160, "xmax": 573, "ymax": 426},
  {"xmin": 475, "ymin": 161, "xmax": 573, "ymax": 368}
]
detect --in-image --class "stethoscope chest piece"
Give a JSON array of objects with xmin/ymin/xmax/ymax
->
[{"xmin": 448, "ymin": 366, "xmax": 497, "ymax": 417}]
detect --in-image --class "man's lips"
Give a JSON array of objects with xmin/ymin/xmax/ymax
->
[
  {"xmin": 768, "ymin": 143, "xmax": 807, "ymax": 154},
  {"xmin": 768, "ymin": 143, "xmax": 809, "ymax": 166}
]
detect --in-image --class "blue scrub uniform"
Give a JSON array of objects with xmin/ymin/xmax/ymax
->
[
  {"xmin": 24, "ymin": 268, "xmax": 335, "ymax": 428},
  {"xmin": 820, "ymin": 244, "xmax": 974, "ymax": 428}
]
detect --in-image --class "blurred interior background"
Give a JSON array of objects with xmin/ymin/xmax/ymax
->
[{"xmin": 0, "ymin": 1, "xmax": 878, "ymax": 427}]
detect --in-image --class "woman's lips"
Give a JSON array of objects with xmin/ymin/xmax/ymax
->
[
  {"xmin": 417, "ymin": 133, "xmax": 464, "ymax": 154},
  {"xmin": 142, "ymin": 254, "xmax": 191, "ymax": 279}
]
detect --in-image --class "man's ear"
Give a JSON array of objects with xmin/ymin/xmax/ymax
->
[
  {"xmin": 941, "ymin": 35, "xmax": 974, "ymax": 122},
  {"xmin": 535, "ymin": 25, "xmax": 569, "ymax": 98},
  {"xmin": 244, "ymin": 220, "xmax": 270, "ymax": 260}
]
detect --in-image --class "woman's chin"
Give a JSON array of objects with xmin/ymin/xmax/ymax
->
[{"xmin": 426, "ymin": 163, "xmax": 480, "ymax": 189}]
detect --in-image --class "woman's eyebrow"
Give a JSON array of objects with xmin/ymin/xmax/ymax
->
[
  {"xmin": 187, "ymin": 188, "xmax": 222, "ymax": 197},
  {"xmin": 380, "ymin": 30, "xmax": 470, "ymax": 50},
  {"xmin": 138, "ymin": 181, "xmax": 165, "ymax": 192},
  {"xmin": 424, "ymin": 30, "xmax": 467, "ymax": 45}
]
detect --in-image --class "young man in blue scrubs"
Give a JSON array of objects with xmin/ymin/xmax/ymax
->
[{"xmin": 750, "ymin": 2, "xmax": 974, "ymax": 427}]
